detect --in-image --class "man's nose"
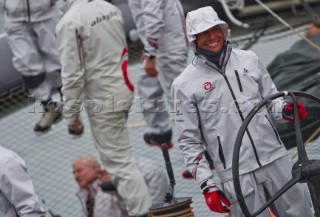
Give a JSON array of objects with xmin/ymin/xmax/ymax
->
[
  {"xmin": 74, "ymin": 173, "xmax": 80, "ymax": 179},
  {"xmin": 208, "ymin": 31, "xmax": 217, "ymax": 39}
]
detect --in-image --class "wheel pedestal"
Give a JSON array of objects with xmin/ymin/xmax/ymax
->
[{"xmin": 148, "ymin": 197, "xmax": 195, "ymax": 217}]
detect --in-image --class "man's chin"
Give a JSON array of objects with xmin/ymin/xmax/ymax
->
[{"xmin": 79, "ymin": 183, "xmax": 88, "ymax": 189}]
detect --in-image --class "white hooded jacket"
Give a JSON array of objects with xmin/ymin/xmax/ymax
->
[
  {"xmin": 172, "ymin": 7, "xmax": 287, "ymax": 187},
  {"xmin": 56, "ymin": 0, "xmax": 134, "ymax": 122}
]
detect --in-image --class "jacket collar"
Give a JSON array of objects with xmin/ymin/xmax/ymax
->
[
  {"xmin": 194, "ymin": 44, "xmax": 232, "ymax": 73},
  {"xmin": 76, "ymin": 179, "xmax": 100, "ymax": 199}
]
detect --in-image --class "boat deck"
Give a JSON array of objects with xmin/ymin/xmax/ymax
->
[{"xmin": 0, "ymin": 9, "xmax": 319, "ymax": 217}]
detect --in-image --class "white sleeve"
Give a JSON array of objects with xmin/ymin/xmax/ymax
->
[
  {"xmin": 0, "ymin": 157, "xmax": 45, "ymax": 217},
  {"xmin": 172, "ymin": 81, "xmax": 213, "ymax": 189},
  {"xmin": 129, "ymin": 0, "xmax": 164, "ymax": 56},
  {"xmin": 256, "ymin": 56, "xmax": 286, "ymax": 122},
  {"xmin": 141, "ymin": 0, "xmax": 164, "ymax": 55},
  {"xmin": 56, "ymin": 19, "xmax": 84, "ymax": 123}
]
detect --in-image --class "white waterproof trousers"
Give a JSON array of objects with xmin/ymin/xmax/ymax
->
[
  {"xmin": 129, "ymin": 0, "xmax": 188, "ymax": 135},
  {"xmin": 5, "ymin": 17, "xmax": 61, "ymax": 101},
  {"xmin": 88, "ymin": 111, "xmax": 151, "ymax": 216},
  {"xmin": 222, "ymin": 156, "xmax": 313, "ymax": 217},
  {"xmin": 137, "ymin": 54, "xmax": 187, "ymax": 134}
]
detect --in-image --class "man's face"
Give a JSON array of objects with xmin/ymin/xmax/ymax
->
[
  {"xmin": 195, "ymin": 26, "xmax": 225, "ymax": 52},
  {"xmin": 73, "ymin": 160, "xmax": 99, "ymax": 189}
]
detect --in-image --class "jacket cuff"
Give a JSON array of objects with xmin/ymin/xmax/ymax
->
[{"xmin": 200, "ymin": 179, "xmax": 216, "ymax": 193}]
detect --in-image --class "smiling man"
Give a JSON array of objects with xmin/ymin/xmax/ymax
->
[{"xmin": 171, "ymin": 6, "xmax": 312, "ymax": 217}]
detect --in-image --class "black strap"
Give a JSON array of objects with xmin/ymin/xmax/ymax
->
[
  {"xmin": 86, "ymin": 196, "xmax": 95, "ymax": 217},
  {"xmin": 22, "ymin": 73, "xmax": 46, "ymax": 89}
]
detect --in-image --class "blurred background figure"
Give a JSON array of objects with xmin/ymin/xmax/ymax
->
[
  {"xmin": 128, "ymin": 0, "xmax": 189, "ymax": 148},
  {"xmin": 306, "ymin": 23, "xmax": 320, "ymax": 37},
  {"xmin": 73, "ymin": 156, "xmax": 169, "ymax": 217},
  {"xmin": 0, "ymin": 0, "xmax": 63, "ymax": 135},
  {"xmin": 56, "ymin": 1, "xmax": 151, "ymax": 216},
  {"xmin": 73, "ymin": 156, "xmax": 128, "ymax": 217},
  {"xmin": 0, "ymin": 145, "xmax": 45, "ymax": 217}
]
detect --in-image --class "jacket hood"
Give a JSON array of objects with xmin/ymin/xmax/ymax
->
[{"xmin": 186, "ymin": 6, "xmax": 230, "ymax": 52}]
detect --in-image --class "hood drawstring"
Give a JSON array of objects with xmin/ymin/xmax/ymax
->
[{"xmin": 192, "ymin": 55, "xmax": 199, "ymax": 66}]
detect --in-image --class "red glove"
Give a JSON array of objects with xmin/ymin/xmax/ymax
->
[
  {"xmin": 283, "ymin": 102, "xmax": 308, "ymax": 122},
  {"xmin": 201, "ymin": 182, "xmax": 230, "ymax": 213}
]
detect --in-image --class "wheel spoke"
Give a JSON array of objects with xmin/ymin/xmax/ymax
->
[
  {"xmin": 232, "ymin": 91, "xmax": 320, "ymax": 217},
  {"xmin": 252, "ymin": 177, "xmax": 300, "ymax": 216}
]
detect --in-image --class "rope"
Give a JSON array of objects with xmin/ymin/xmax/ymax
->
[
  {"xmin": 253, "ymin": 0, "xmax": 320, "ymax": 51},
  {"xmin": 226, "ymin": 0, "xmax": 245, "ymax": 10},
  {"xmin": 232, "ymin": 21, "xmax": 308, "ymax": 45},
  {"xmin": 241, "ymin": 23, "xmax": 269, "ymax": 50},
  {"xmin": 291, "ymin": 126, "xmax": 320, "ymax": 159}
]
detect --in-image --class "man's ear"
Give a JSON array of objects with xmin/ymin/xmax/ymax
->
[{"xmin": 98, "ymin": 169, "xmax": 112, "ymax": 182}]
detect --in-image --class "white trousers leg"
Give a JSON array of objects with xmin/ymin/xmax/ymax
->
[
  {"xmin": 137, "ymin": 74, "xmax": 171, "ymax": 134},
  {"xmin": 30, "ymin": 71, "xmax": 62, "ymax": 101},
  {"xmin": 222, "ymin": 156, "xmax": 313, "ymax": 217},
  {"xmin": 88, "ymin": 112, "xmax": 151, "ymax": 216},
  {"xmin": 137, "ymin": 52, "xmax": 187, "ymax": 134}
]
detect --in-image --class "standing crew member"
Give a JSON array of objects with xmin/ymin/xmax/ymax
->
[
  {"xmin": 56, "ymin": 1, "xmax": 151, "ymax": 216},
  {"xmin": 128, "ymin": 0, "xmax": 188, "ymax": 148}
]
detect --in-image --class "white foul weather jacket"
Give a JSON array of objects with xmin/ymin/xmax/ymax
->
[
  {"xmin": 76, "ymin": 180, "xmax": 129, "ymax": 217},
  {"xmin": 172, "ymin": 45, "xmax": 288, "ymax": 187},
  {"xmin": 0, "ymin": 146, "xmax": 45, "ymax": 217},
  {"xmin": 0, "ymin": 0, "xmax": 58, "ymax": 23},
  {"xmin": 56, "ymin": 0, "xmax": 134, "ymax": 122}
]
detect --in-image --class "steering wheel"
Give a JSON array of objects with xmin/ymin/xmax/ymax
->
[{"xmin": 232, "ymin": 91, "xmax": 320, "ymax": 217}]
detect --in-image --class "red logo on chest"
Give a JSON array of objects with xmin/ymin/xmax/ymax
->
[{"xmin": 203, "ymin": 82, "xmax": 213, "ymax": 91}]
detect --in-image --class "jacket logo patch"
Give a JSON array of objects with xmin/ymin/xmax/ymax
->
[
  {"xmin": 203, "ymin": 82, "xmax": 213, "ymax": 90},
  {"xmin": 204, "ymin": 82, "xmax": 215, "ymax": 95},
  {"xmin": 243, "ymin": 68, "xmax": 249, "ymax": 74}
]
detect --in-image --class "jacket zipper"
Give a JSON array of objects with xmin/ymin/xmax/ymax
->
[
  {"xmin": 234, "ymin": 70, "xmax": 243, "ymax": 92},
  {"xmin": 265, "ymin": 115, "xmax": 282, "ymax": 145},
  {"xmin": 26, "ymin": 0, "xmax": 31, "ymax": 22},
  {"xmin": 217, "ymin": 136, "xmax": 226, "ymax": 169},
  {"xmin": 75, "ymin": 29, "xmax": 85, "ymax": 70},
  {"xmin": 205, "ymin": 48, "xmax": 262, "ymax": 167},
  {"xmin": 222, "ymin": 73, "xmax": 262, "ymax": 167}
]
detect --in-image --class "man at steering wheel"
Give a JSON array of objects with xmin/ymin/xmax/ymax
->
[{"xmin": 172, "ymin": 6, "xmax": 313, "ymax": 217}]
